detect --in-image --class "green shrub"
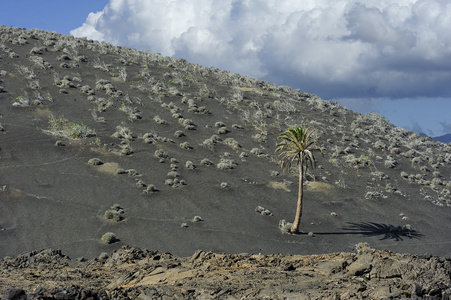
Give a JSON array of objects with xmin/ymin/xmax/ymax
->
[
  {"xmin": 101, "ymin": 232, "xmax": 117, "ymax": 244},
  {"xmin": 104, "ymin": 204, "xmax": 124, "ymax": 222},
  {"xmin": 48, "ymin": 115, "xmax": 96, "ymax": 138},
  {"xmin": 104, "ymin": 210, "xmax": 123, "ymax": 222}
]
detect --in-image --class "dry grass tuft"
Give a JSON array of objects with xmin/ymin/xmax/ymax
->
[
  {"xmin": 268, "ymin": 181, "xmax": 291, "ymax": 192},
  {"xmin": 306, "ymin": 182, "xmax": 335, "ymax": 195},
  {"xmin": 97, "ymin": 162, "xmax": 120, "ymax": 175}
]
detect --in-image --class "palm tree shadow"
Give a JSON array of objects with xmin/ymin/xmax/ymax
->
[
  {"xmin": 340, "ymin": 222, "xmax": 423, "ymax": 241},
  {"xmin": 311, "ymin": 222, "xmax": 423, "ymax": 241}
]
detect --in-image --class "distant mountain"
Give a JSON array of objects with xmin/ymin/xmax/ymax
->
[{"xmin": 433, "ymin": 133, "xmax": 451, "ymax": 143}]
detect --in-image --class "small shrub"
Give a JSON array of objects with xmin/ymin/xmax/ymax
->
[
  {"xmin": 127, "ymin": 169, "xmax": 139, "ymax": 176},
  {"xmin": 253, "ymin": 133, "xmax": 267, "ymax": 143},
  {"xmin": 179, "ymin": 118, "xmax": 195, "ymax": 127},
  {"xmin": 372, "ymin": 171, "xmax": 388, "ymax": 180},
  {"xmin": 154, "ymin": 149, "xmax": 168, "ymax": 159},
  {"xmin": 356, "ymin": 242, "xmax": 372, "ymax": 253},
  {"xmin": 279, "ymin": 219, "xmax": 293, "ymax": 233},
  {"xmin": 365, "ymin": 191, "xmax": 385, "ymax": 199},
  {"xmin": 433, "ymin": 171, "xmax": 442, "ymax": 178},
  {"xmin": 55, "ymin": 140, "xmax": 64, "ymax": 146},
  {"xmin": 220, "ymin": 182, "xmax": 229, "ymax": 188},
  {"xmin": 143, "ymin": 132, "xmax": 156, "ymax": 144},
  {"xmin": 390, "ymin": 147, "xmax": 401, "ymax": 154},
  {"xmin": 192, "ymin": 216, "xmax": 203, "ymax": 222},
  {"xmin": 120, "ymin": 144, "xmax": 133, "ymax": 156},
  {"xmin": 218, "ymin": 127, "xmax": 229, "ymax": 134},
  {"xmin": 250, "ymin": 148, "xmax": 263, "ymax": 156},
  {"xmin": 180, "ymin": 142, "xmax": 192, "ymax": 150},
  {"xmin": 210, "ymin": 135, "xmax": 222, "ymax": 143},
  {"xmin": 136, "ymin": 180, "xmax": 146, "ymax": 187},
  {"xmin": 217, "ymin": 158, "xmax": 237, "ymax": 170},
  {"xmin": 116, "ymin": 168, "xmax": 127, "ymax": 174},
  {"xmin": 402, "ymin": 149, "xmax": 415, "ymax": 158},
  {"xmin": 384, "ymin": 158, "xmax": 397, "ymax": 169},
  {"xmin": 104, "ymin": 210, "xmax": 123, "ymax": 222},
  {"xmin": 167, "ymin": 171, "xmax": 180, "ymax": 178},
  {"xmin": 185, "ymin": 161, "xmax": 196, "ymax": 169},
  {"xmin": 165, "ymin": 178, "xmax": 186, "ymax": 188},
  {"xmin": 431, "ymin": 178, "xmax": 443, "ymax": 186},
  {"xmin": 47, "ymin": 115, "xmax": 96, "ymax": 139},
  {"xmin": 373, "ymin": 140, "xmax": 386, "ymax": 149},
  {"xmin": 104, "ymin": 204, "xmax": 124, "ymax": 222},
  {"xmin": 88, "ymin": 158, "xmax": 103, "ymax": 165},
  {"xmin": 153, "ymin": 115, "xmax": 167, "ymax": 125},
  {"xmin": 112, "ymin": 126, "xmax": 134, "ymax": 141},
  {"xmin": 201, "ymin": 158, "xmax": 214, "ymax": 166},
  {"xmin": 223, "ymin": 138, "xmax": 241, "ymax": 150},
  {"xmin": 146, "ymin": 184, "xmax": 158, "ymax": 193},
  {"xmin": 174, "ymin": 130, "xmax": 185, "ymax": 137},
  {"xmin": 101, "ymin": 232, "xmax": 117, "ymax": 244}
]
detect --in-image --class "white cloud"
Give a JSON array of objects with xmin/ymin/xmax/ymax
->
[
  {"xmin": 71, "ymin": 0, "xmax": 451, "ymax": 100},
  {"xmin": 70, "ymin": 11, "xmax": 105, "ymax": 42}
]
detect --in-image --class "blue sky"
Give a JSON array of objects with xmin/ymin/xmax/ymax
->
[
  {"xmin": 0, "ymin": 1, "xmax": 108, "ymax": 35},
  {"xmin": 1, "ymin": 0, "xmax": 450, "ymax": 137}
]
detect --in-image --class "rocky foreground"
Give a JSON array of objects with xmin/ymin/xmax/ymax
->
[{"xmin": 1, "ymin": 246, "xmax": 450, "ymax": 299}]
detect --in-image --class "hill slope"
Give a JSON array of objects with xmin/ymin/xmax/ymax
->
[{"xmin": 0, "ymin": 26, "xmax": 450, "ymax": 262}]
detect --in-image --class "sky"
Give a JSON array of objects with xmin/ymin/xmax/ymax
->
[{"xmin": 1, "ymin": 0, "xmax": 450, "ymax": 137}]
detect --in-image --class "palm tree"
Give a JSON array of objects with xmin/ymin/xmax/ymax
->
[{"xmin": 275, "ymin": 126, "xmax": 322, "ymax": 234}]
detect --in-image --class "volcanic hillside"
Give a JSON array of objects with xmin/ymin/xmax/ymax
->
[{"xmin": 1, "ymin": 26, "xmax": 450, "ymax": 260}]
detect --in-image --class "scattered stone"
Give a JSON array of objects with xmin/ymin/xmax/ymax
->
[
  {"xmin": 0, "ymin": 246, "xmax": 450, "ymax": 299},
  {"xmin": 255, "ymin": 206, "xmax": 272, "ymax": 216}
]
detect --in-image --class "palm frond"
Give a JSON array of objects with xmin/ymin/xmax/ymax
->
[{"xmin": 275, "ymin": 126, "xmax": 322, "ymax": 172}]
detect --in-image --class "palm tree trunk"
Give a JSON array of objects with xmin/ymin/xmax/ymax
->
[{"xmin": 291, "ymin": 156, "xmax": 304, "ymax": 234}]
